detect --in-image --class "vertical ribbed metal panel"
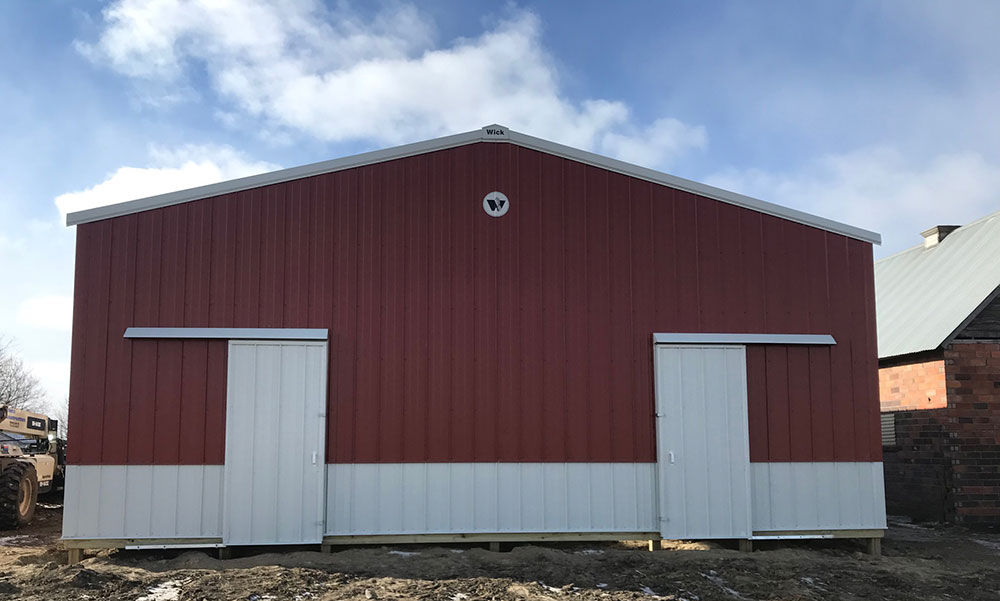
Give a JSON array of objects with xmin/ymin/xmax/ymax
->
[
  {"xmin": 223, "ymin": 341, "xmax": 327, "ymax": 544},
  {"xmin": 750, "ymin": 462, "xmax": 887, "ymax": 531},
  {"xmin": 62, "ymin": 465, "xmax": 224, "ymax": 539},
  {"xmin": 325, "ymin": 463, "xmax": 657, "ymax": 535},
  {"xmin": 654, "ymin": 345, "xmax": 752, "ymax": 538},
  {"xmin": 68, "ymin": 142, "xmax": 880, "ymax": 465}
]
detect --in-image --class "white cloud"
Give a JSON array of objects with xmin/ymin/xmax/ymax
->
[
  {"xmin": 706, "ymin": 146, "xmax": 1000, "ymax": 255},
  {"xmin": 28, "ymin": 361, "xmax": 71, "ymax": 407},
  {"xmin": 55, "ymin": 144, "xmax": 278, "ymax": 219},
  {"xmin": 601, "ymin": 118, "xmax": 708, "ymax": 169},
  {"xmin": 0, "ymin": 144, "xmax": 277, "ymax": 409},
  {"xmin": 0, "ymin": 225, "xmax": 75, "ymax": 408},
  {"xmin": 78, "ymin": 1, "xmax": 705, "ymax": 168},
  {"xmin": 16, "ymin": 295, "xmax": 73, "ymax": 332}
]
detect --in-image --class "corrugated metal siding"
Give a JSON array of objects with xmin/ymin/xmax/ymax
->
[
  {"xmin": 69, "ymin": 142, "xmax": 880, "ymax": 465},
  {"xmin": 72, "ymin": 338, "xmax": 228, "ymax": 465},
  {"xmin": 326, "ymin": 463, "xmax": 658, "ymax": 535},
  {"xmin": 63, "ymin": 462, "xmax": 886, "ymax": 539}
]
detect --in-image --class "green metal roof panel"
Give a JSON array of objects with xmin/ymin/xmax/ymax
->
[{"xmin": 875, "ymin": 210, "xmax": 1000, "ymax": 358}]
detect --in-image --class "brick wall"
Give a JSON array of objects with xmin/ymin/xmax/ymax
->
[
  {"xmin": 879, "ymin": 358, "xmax": 947, "ymax": 411},
  {"xmin": 881, "ymin": 342, "xmax": 1000, "ymax": 525},
  {"xmin": 882, "ymin": 409, "xmax": 952, "ymax": 521},
  {"xmin": 944, "ymin": 342, "xmax": 1000, "ymax": 525}
]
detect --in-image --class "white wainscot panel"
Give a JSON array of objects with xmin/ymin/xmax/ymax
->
[
  {"xmin": 751, "ymin": 462, "xmax": 887, "ymax": 532},
  {"xmin": 62, "ymin": 465, "xmax": 224, "ymax": 540},
  {"xmin": 326, "ymin": 463, "xmax": 658, "ymax": 536}
]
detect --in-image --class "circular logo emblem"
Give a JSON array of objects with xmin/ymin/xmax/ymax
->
[{"xmin": 483, "ymin": 191, "xmax": 510, "ymax": 218}]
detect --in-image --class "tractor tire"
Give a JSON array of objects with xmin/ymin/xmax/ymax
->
[{"xmin": 0, "ymin": 462, "xmax": 38, "ymax": 530}]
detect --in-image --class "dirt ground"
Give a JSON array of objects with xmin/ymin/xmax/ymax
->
[{"xmin": 2, "ymin": 503, "xmax": 1000, "ymax": 600}]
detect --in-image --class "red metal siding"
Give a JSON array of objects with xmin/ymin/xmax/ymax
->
[{"xmin": 68, "ymin": 142, "xmax": 881, "ymax": 465}]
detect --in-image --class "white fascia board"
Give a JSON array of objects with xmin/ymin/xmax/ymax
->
[
  {"xmin": 507, "ymin": 130, "xmax": 881, "ymax": 245},
  {"xmin": 124, "ymin": 327, "xmax": 328, "ymax": 340},
  {"xmin": 653, "ymin": 333, "xmax": 836, "ymax": 345},
  {"xmin": 66, "ymin": 123, "xmax": 881, "ymax": 245}
]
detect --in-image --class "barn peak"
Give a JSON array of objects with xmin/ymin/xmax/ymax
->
[
  {"xmin": 480, "ymin": 124, "xmax": 509, "ymax": 139},
  {"xmin": 64, "ymin": 125, "xmax": 880, "ymax": 245}
]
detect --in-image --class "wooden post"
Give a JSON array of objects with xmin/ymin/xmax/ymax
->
[
  {"xmin": 321, "ymin": 543, "xmax": 333, "ymax": 554},
  {"xmin": 866, "ymin": 537, "xmax": 881, "ymax": 557},
  {"xmin": 648, "ymin": 539, "xmax": 663, "ymax": 552},
  {"xmin": 218, "ymin": 547, "xmax": 233, "ymax": 560},
  {"xmin": 67, "ymin": 548, "xmax": 83, "ymax": 564},
  {"xmin": 738, "ymin": 539, "xmax": 753, "ymax": 553},
  {"xmin": 488, "ymin": 542, "xmax": 501, "ymax": 552}
]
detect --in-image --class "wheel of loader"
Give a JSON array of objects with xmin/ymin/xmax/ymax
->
[{"xmin": 0, "ymin": 462, "xmax": 37, "ymax": 529}]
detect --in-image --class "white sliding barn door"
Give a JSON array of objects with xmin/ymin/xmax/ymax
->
[
  {"xmin": 224, "ymin": 340, "xmax": 328, "ymax": 545},
  {"xmin": 654, "ymin": 345, "xmax": 752, "ymax": 539}
]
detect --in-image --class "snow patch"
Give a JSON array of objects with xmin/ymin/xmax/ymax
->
[
  {"xmin": 137, "ymin": 580, "xmax": 188, "ymax": 601},
  {"xmin": 388, "ymin": 550, "xmax": 420, "ymax": 557},
  {"xmin": 700, "ymin": 573, "xmax": 747, "ymax": 599},
  {"xmin": 575, "ymin": 549, "xmax": 604, "ymax": 555},
  {"xmin": 800, "ymin": 576, "xmax": 827, "ymax": 591},
  {"xmin": 973, "ymin": 539, "xmax": 1000, "ymax": 552},
  {"xmin": 0, "ymin": 535, "xmax": 34, "ymax": 546}
]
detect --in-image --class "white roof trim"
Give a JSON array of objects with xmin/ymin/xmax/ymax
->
[
  {"xmin": 653, "ymin": 333, "xmax": 836, "ymax": 345},
  {"xmin": 67, "ymin": 124, "xmax": 881, "ymax": 245},
  {"xmin": 124, "ymin": 327, "xmax": 328, "ymax": 340}
]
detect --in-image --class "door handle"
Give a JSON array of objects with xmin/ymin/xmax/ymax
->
[
  {"xmin": 312, "ymin": 451, "xmax": 318, "ymax": 465},
  {"xmin": 668, "ymin": 451, "xmax": 675, "ymax": 464}
]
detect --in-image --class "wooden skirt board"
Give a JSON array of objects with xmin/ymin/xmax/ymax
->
[
  {"xmin": 223, "ymin": 340, "xmax": 329, "ymax": 545},
  {"xmin": 653, "ymin": 345, "xmax": 753, "ymax": 539}
]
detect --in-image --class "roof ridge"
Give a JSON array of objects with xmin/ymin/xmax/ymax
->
[{"xmin": 876, "ymin": 208, "xmax": 1000, "ymax": 264}]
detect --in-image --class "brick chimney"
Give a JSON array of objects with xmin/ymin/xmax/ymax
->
[{"xmin": 921, "ymin": 225, "xmax": 960, "ymax": 248}]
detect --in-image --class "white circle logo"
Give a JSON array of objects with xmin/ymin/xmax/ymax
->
[{"xmin": 483, "ymin": 191, "xmax": 510, "ymax": 217}]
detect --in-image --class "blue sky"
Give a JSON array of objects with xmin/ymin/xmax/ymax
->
[{"xmin": 2, "ymin": 0, "xmax": 999, "ymax": 409}]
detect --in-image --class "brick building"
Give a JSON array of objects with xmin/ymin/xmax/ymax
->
[{"xmin": 876, "ymin": 212, "xmax": 1000, "ymax": 525}]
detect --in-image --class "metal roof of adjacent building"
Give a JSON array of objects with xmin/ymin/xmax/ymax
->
[
  {"xmin": 875, "ymin": 210, "xmax": 1000, "ymax": 359},
  {"xmin": 65, "ymin": 124, "xmax": 881, "ymax": 244}
]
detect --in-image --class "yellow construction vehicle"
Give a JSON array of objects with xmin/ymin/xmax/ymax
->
[{"xmin": 0, "ymin": 406, "xmax": 65, "ymax": 529}]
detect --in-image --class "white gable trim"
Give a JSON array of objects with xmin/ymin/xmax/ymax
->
[
  {"xmin": 124, "ymin": 327, "xmax": 328, "ymax": 340},
  {"xmin": 66, "ymin": 124, "xmax": 881, "ymax": 245},
  {"xmin": 653, "ymin": 333, "xmax": 836, "ymax": 345}
]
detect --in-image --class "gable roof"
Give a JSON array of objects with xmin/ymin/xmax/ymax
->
[
  {"xmin": 65, "ymin": 124, "xmax": 881, "ymax": 244},
  {"xmin": 875, "ymin": 210, "xmax": 1000, "ymax": 359}
]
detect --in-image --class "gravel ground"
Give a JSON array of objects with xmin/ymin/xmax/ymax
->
[{"xmin": 1, "ymin": 504, "xmax": 999, "ymax": 601}]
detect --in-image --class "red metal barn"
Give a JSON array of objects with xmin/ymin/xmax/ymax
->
[{"xmin": 62, "ymin": 125, "xmax": 885, "ymax": 555}]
